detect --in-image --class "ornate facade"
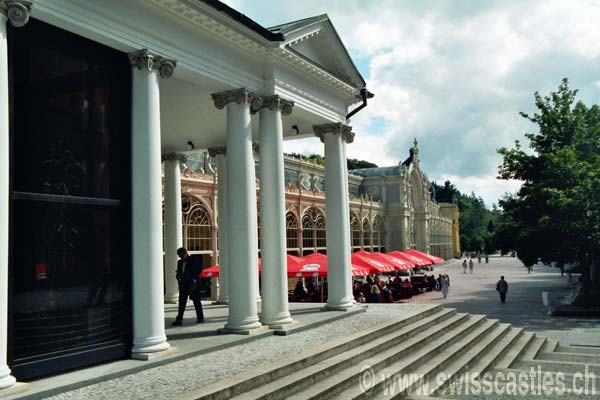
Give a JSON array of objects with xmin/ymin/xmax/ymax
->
[{"xmin": 168, "ymin": 140, "xmax": 460, "ymax": 270}]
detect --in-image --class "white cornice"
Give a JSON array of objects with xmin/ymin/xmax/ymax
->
[
  {"xmin": 274, "ymin": 81, "xmax": 345, "ymax": 122},
  {"xmin": 276, "ymin": 47, "xmax": 359, "ymax": 100},
  {"xmin": 33, "ymin": 0, "xmax": 264, "ymax": 90}
]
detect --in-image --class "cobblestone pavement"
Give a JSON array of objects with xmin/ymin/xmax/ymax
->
[
  {"xmin": 47, "ymin": 304, "xmax": 429, "ymax": 400},
  {"xmin": 411, "ymin": 256, "xmax": 600, "ymax": 347}
]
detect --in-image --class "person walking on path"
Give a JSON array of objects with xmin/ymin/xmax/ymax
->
[
  {"xmin": 172, "ymin": 247, "xmax": 205, "ymax": 326},
  {"xmin": 441, "ymin": 275, "xmax": 450, "ymax": 299},
  {"xmin": 469, "ymin": 258, "xmax": 474, "ymax": 273},
  {"xmin": 462, "ymin": 259, "xmax": 467, "ymax": 274},
  {"xmin": 496, "ymin": 276, "xmax": 508, "ymax": 304}
]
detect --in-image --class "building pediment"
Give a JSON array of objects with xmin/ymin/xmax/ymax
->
[{"xmin": 269, "ymin": 15, "xmax": 365, "ymax": 90}]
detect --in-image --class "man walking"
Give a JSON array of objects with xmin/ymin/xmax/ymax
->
[
  {"xmin": 469, "ymin": 258, "xmax": 474, "ymax": 273},
  {"xmin": 172, "ymin": 247, "xmax": 205, "ymax": 326},
  {"xmin": 496, "ymin": 276, "xmax": 508, "ymax": 304}
]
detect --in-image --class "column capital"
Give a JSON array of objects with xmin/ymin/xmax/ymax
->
[
  {"xmin": 208, "ymin": 146, "xmax": 226, "ymax": 157},
  {"xmin": 211, "ymin": 88, "xmax": 263, "ymax": 112},
  {"xmin": 161, "ymin": 152, "xmax": 187, "ymax": 163},
  {"xmin": 254, "ymin": 95, "xmax": 294, "ymax": 116},
  {"xmin": 313, "ymin": 122, "xmax": 354, "ymax": 144},
  {"xmin": 128, "ymin": 49, "xmax": 177, "ymax": 79},
  {"xmin": 0, "ymin": 0, "xmax": 32, "ymax": 27}
]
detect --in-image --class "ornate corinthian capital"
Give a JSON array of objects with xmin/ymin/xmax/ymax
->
[
  {"xmin": 1, "ymin": 0, "xmax": 32, "ymax": 27},
  {"xmin": 207, "ymin": 146, "xmax": 226, "ymax": 158},
  {"xmin": 254, "ymin": 95, "xmax": 295, "ymax": 116},
  {"xmin": 313, "ymin": 122, "xmax": 354, "ymax": 144},
  {"xmin": 211, "ymin": 88, "xmax": 263, "ymax": 112},
  {"xmin": 128, "ymin": 49, "xmax": 177, "ymax": 79},
  {"xmin": 161, "ymin": 153, "xmax": 188, "ymax": 163}
]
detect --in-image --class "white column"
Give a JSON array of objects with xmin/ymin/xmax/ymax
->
[
  {"xmin": 257, "ymin": 96, "xmax": 294, "ymax": 326},
  {"xmin": 1, "ymin": 11, "xmax": 12, "ymax": 392},
  {"xmin": 210, "ymin": 148, "xmax": 229, "ymax": 304},
  {"xmin": 212, "ymin": 89, "xmax": 262, "ymax": 332},
  {"xmin": 1, "ymin": 1, "xmax": 32, "ymax": 389},
  {"xmin": 314, "ymin": 123, "xmax": 355, "ymax": 310},
  {"xmin": 162, "ymin": 153, "xmax": 185, "ymax": 303},
  {"xmin": 129, "ymin": 49, "xmax": 176, "ymax": 355}
]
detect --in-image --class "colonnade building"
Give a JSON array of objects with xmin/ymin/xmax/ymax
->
[
  {"xmin": 0, "ymin": 0, "xmax": 457, "ymax": 388},
  {"xmin": 169, "ymin": 141, "xmax": 459, "ymax": 303}
]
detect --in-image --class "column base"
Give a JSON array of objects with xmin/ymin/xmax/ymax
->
[
  {"xmin": 217, "ymin": 325, "xmax": 268, "ymax": 335},
  {"xmin": 131, "ymin": 335, "xmax": 170, "ymax": 356},
  {"xmin": 224, "ymin": 316, "xmax": 262, "ymax": 332},
  {"xmin": 323, "ymin": 298, "xmax": 355, "ymax": 311},
  {"xmin": 260, "ymin": 311, "xmax": 294, "ymax": 327},
  {"xmin": 0, "ymin": 370, "xmax": 16, "ymax": 390}
]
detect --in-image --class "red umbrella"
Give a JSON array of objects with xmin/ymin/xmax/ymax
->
[
  {"xmin": 387, "ymin": 251, "xmax": 431, "ymax": 267},
  {"xmin": 351, "ymin": 252, "xmax": 396, "ymax": 273},
  {"xmin": 200, "ymin": 258, "xmax": 263, "ymax": 278},
  {"xmin": 405, "ymin": 249, "xmax": 442, "ymax": 265},
  {"xmin": 353, "ymin": 250, "xmax": 410, "ymax": 271},
  {"xmin": 293, "ymin": 253, "xmax": 370, "ymax": 277},
  {"xmin": 373, "ymin": 252, "xmax": 414, "ymax": 270}
]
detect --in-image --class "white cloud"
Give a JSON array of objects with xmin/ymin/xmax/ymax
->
[{"xmin": 228, "ymin": 0, "xmax": 600, "ymax": 206}]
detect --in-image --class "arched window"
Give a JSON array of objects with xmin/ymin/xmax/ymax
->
[
  {"xmin": 351, "ymin": 213, "xmax": 361, "ymax": 249},
  {"xmin": 182, "ymin": 196, "xmax": 212, "ymax": 252},
  {"xmin": 286, "ymin": 212, "xmax": 299, "ymax": 251},
  {"xmin": 302, "ymin": 207, "xmax": 326, "ymax": 252},
  {"xmin": 362, "ymin": 218, "xmax": 371, "ymax": 248},
  {"xmin": 373, "ymin": 215, "xmax": 385, "ymax": 252}
]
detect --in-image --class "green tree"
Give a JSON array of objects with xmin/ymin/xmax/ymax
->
[{"xmin": 496, "ymin": 79, "xmax": 600, "ymax": 304}]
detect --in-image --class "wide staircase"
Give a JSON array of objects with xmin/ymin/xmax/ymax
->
[{"xmin": 179, "ymin": 304, "xmax": 599, "ymax": 399}]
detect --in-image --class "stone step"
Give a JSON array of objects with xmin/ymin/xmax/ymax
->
[
  {"xmin": 556, "ymin": 344, "xmax": 600, "ymax": 355},
  {"xmin": 441, "ymin": 366, "xmax": 600, "ymax": 399},
  {"xmin": 330, "ymin": 315, "xmax": 493, "ymax": 400},
  {"xmin": 520, "ymin": 336, "xmax": 547, "ymax": 360},
  {"xmin": 368, "ymin": 319, "xmax": 502, "ymax": 399},
  {"xmin": 274, "ymin": 314, "xmax": 470, "ymax": 399},
  {"xmin": 449, "ymin": 327, "xmax": 523, "ymax": 382},
  {"xmin": 284, "ymin": 313, "xmax": 480, "ymax": 400},
  {"xmin": 492, "ymin": 331, "xmax": 535, "ymax": 369},
  {"xmin": 230, "ymin": 308, "xmax": 459, "ymax": 400},
  {"xmin": 511, "ymin": 358, "xmax": 600, "ymax": 375},
  {"xmin": 425, "ymin": 323, "xmax": 516, "ymax": 396},
  {"xmin": 537, "ymin": 350, "xmax": 600, "ymax": 365},
  {"xmin": 182, "ymin": 305, "xmax": 442, "ymax": 400}
]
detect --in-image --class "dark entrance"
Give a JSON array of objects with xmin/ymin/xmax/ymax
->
[{"xmin": 8, "ymin": 19, "xmax": 132, "ymax": 379}]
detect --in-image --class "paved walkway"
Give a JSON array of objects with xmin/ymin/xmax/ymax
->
[{"xmin": 411, "ymin": 256, "xmax": 600, "ymax": 347}]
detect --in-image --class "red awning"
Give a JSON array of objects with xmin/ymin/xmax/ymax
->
[
  {"xmin": 200, "ymin": 258, "xmax": 262, "ymax": 278},
  {"xmin": 405, "ymin": 249, "xmax": 443, "ymax": 265},
  {"xmin": 354, "ymin": 250, "xmax": 412, "ymax": 271},
  {"xmin": 387, "ymin": 251, "xmax": 432, "ymax": 267},
  {"xmin": 293, "ymin": 252, "xmax": 370, "ymax": 277},
  {"xmin": 351, "ymin": 252, "xmax": 397, "ymax": 273}
]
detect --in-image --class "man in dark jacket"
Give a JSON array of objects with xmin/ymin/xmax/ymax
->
[
  {"xmin": 172, "ymin": 247, "xmax": 204, "ymax": 326},
  {"xmin": 496, "ymin": 276, "xmax": 508, "ymax": 304}
]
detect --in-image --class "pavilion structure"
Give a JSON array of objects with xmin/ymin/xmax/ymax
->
[{"xmin": 0, "ymin": 0, "xmax": 373, "ymax": 386}]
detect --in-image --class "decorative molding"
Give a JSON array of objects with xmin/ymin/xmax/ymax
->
[
  {"xmin": 0, "ymin": 0, "xmax": 32, "ymax": 27},
  {"xmin": 208, "ymin": 146, "xmax": 226, "ymax": 158},
  {"xmin": 313, "ymin": 122, "xmax": 354, "ymax": 144},
  {"xmin": 211, "ymin": 88, "xmax": 263, "ymax": 111},
  {"xmin": 128, "ymin": 49, "xmax": 177, "ymax": 78},
  {"xmin": 161, "ymin": 152, "xmax": 187, "ymax": 163},
  {"xmin": 254, "ymin": 95, "xmax": 295, "ymax": 116}
]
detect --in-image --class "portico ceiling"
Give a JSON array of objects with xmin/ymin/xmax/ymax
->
[{"xmin": 160, "ymin": 77, "xmax": 331, "ymax": 153}]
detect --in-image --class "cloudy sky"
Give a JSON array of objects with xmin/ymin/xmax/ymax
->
[{"xmin": 224, "ymin": 0, "xmax": 600, "ymax": 207}]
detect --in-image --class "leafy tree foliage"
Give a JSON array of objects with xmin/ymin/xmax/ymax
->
[
  {"xmin": 495, "ymin": 79, "xmax": 600, "ymax": 302},
  {"xmin": 284, "ymin": 153, "xmax": 378, "ymax": 170},
  {"xmin": 347, "ymin": 158, "xmax": 378, "ymax": 170},
  {"xmin": 284, "ymin": 152, "xmax": 325, "ymax": 166},
  {"xmin": 432, "ymin": 180, "xmax": 499, "ymax": 253}
]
